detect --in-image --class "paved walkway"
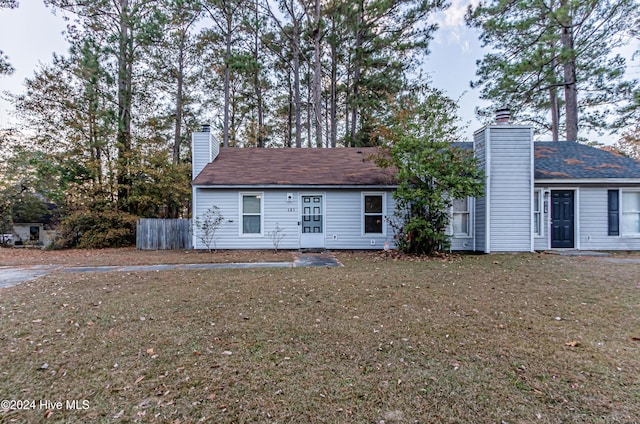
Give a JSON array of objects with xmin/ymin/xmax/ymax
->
[{"xmin": 0, "ymin": 252, "xmax": 342, "ymax": 289}]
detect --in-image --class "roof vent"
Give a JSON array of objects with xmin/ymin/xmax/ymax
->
[
  {"xmin": 496, "ymin": 108, "xmax": 511, "ymax": 125},
  {"xmin": 201, "ymin": 123, "xmax": 211, "ymax": 133}
]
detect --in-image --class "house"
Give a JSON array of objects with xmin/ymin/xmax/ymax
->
[
  {"xmin": 9, "ymin": 201, "xmax": 58, "ymax": 248},
  {"xmin": 191, "ymin": 121, "xmax": 640, "ymax": 252}
]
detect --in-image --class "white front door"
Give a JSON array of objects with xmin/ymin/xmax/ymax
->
[{"xmin": 300, "ymin": 195, "xmax": 324, "ymax": 248}]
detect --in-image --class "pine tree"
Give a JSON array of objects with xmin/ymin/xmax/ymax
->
[{"xmin": 467, "ymin": 0, "xmax": 639, "ymax": 141}]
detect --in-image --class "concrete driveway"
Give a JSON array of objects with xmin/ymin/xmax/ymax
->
[
  {"xmin": 0, "ymin": 252, "xmax": 342, "ymax": 289},
  {"xmin": 0, "ymin": 265, "xmax": 59, "ymax": 289}
]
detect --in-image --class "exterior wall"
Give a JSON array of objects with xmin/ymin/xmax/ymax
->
[
  {"xmin": 474, "ymin": 125, "xmax": 534, "ymax": 252},
  {"xmin": 193, "ymin": 188, "xmax": 396, "ymax": 250},
  {"xmin": 13, "ymin": 224, "xmax": 44, "ymax": 245},
  {"xmin": 323, "ymin": 191, "xmax": 396, "ymax": 249},
  {"xmin": 532, "ymin": 186, "xmax": 640, "ymax": 251},
  {"xmin": 191, "ymin": 132, "xmax": 219, "ymax": 179},
  {"xmin": 576, "ymin": 187, "xmax": 640, "ymax": 250},
  {"xmin": 473, "ymin": 130, "xmax": 487, "ymax": 253}
]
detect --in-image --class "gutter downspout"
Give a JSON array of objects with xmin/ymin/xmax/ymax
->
[{"xmin": 530, "ymin": 127, "xmax": 535, "ymax": 252}]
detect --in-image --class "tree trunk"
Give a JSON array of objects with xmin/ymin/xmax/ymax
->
[
  {"xmin": 313, "ymin": 0, "xmax": 322, "ymax": 148},
  {"xmin": 253, "ymin": 0, "xmax": 264, "ymax": 148},
  {"xmin": 287, "ymin": 67, "xmax": 293, "ymax": 147},
  {"xmin": 293, "ymin": 12, "xmax": 302, "ymax": 148},
  {"xmin": 561, "ymin": 7, "xmax": 578, "ymax": 141},
  {"xmin": 117, "ymin": 0, "xmax": 132, "ymax": 212},
  {"xmin": 173, "ymin": 29, "xmax": 185, "ymax": 164},
  {"xmin": 223, "ymin": 12, "xmax": 232, "ymax": 147},
  {"xmin": 349, "ymin": 1, "xmax": 363, "ymax": 145},
  {"xmin": 549, "ymin": 86, "xmax": 559, "ymax": 141},
  {"xmin": 329, "ymin": 16, "xmax": 337, "ymax": 148}
]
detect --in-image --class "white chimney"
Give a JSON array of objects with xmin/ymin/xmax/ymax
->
[{"xmin": 192, "ymin": 124, "xmax": 219, "ymax": 179}]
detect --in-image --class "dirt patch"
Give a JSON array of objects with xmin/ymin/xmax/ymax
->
[{"xmin": 0, "ymin": 247, "xmax": 292, "ymax": 267}]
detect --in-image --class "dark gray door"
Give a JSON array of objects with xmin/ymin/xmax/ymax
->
[{"xmin": 551, "ymin": 190, "xmax": 574, "ymax": 248}]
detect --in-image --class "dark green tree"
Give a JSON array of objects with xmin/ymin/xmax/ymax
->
[{"xmin": 467, "ymin": 0, "xmax": 639, "ymax": 141}]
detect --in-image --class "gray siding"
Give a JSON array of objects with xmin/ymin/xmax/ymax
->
[
  {"xmin": 474, "ymin": 125, "xmax": 534, "ymax": 252},
  {"xmin": 531, "ymin": 186, "xmax": 640, "ymax": 251},
  {"xmin": 488, "ymin": 126, "xmax": 533, "ymax": 252},
  {"xmin": 473, "ymin": 129, "xmax": 487, "ymax": 252},
  {"xmin": 578, "ymin": 188, "xmax": 640, "ymax": 250},
  {"xmin": 191, "ymin": 132, "xmax": 219, "ymax": 179},
  {"xmin": 324, "ymin": 191, "xmax": 397, "ymax": 250},
  {"xmin": 193, "ymin": 188, "xmax": 396, "ymax": 250}
]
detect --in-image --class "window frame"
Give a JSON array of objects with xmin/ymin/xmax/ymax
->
[
  {"xmin": 621, "ymin": 189, "xmax": 640, "ymax": 237},
  {"xmin": 452, "ymin": 197, "xmax": 472, "ymax": 238},
  {"xmin": 239, "ymin": 192, "xmax": 264, "ymax": 236},
  {"xmin": 533, "ymin": 190, "xmax": 544, "ymax": 237},
  {"xmin": 362, "ymin": 192, "xmax": 386, "ymax": 235}
]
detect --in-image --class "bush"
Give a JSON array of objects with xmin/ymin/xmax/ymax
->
[{"xmin": 57, "ymin": 209, "xmax": 138, "ymax": 248}]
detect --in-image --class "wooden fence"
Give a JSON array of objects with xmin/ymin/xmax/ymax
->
[{"xmin": 136, "ymin": 218, "xmax": 192, "ymax": 250}]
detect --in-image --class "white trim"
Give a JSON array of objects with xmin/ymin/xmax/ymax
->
[
  {"xmin": 549, "ymin": 188, "xmax": 578, "ymax": 249},
  {"xmin": 575, "ymin": 188, "xmax": 580, "ymax": 250},
  {"xmin": 451, "ymin": 197, "xmax": 472, "ymax": 238},
  {"xmin": 299, "ymin": 193, "xmax": 326, "ymax": 249},
  {"xmin": 361, "ymin": 192, "xmax": 387, "ymax": 236},
  {"xmin": 530, "ymin": 127, "xmax": 535, "ymax": 252},
  {"xmin": 239, "ymin": 192, "xmax": 264, "ymax": 236},
  {"xmin": 621, "ymin": 189, "xmax": 640, "ymax": 237},
  {"xmin": 484, "ymin": 128, "xmax": 491, "ymax": 253},
  {"xmin": 533, "ymin": 189, "xmax": 544, "ymax": 238},
  {"xmin": 535, "ymin": 178, "xmax": 640, "ymax": 185},
  {"xmin": 192, "ymin": 187, "xmax": 198, "ymax": 248}
]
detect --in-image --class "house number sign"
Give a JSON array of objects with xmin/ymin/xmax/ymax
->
[{"xmin": 287, "ymin": 208, "xmax": 297, "ymax": 212}]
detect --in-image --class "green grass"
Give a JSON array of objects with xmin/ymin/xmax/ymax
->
[{"xmin": 1, "ymin": 252, "xmax": 639, "ymax": 423}]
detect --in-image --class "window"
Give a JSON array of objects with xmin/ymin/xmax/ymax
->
[
  {"xmin": 534, "ymin": 190, "xmax": 543, "ymax": 236},
  {"xmin": 241, "ymin": 193, "xmax": 262, "ymax": 234},
  {"xmin": 364, "ymin": 194, "xmax": 384, "ymax": 234},
  {"xmin": 452, "ymin": 197, "xmax": 470, "ymax": 237},
  {"xmin": 29, "ymin": 226, "xmax": 39, "ymax": 242},
  {"xmin": 621, "ymin": 191, "xmax": 640, "ymax": 235}
]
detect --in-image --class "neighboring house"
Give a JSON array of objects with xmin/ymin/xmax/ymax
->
[
  {"xmin": 11, "ymin": 202, "xmax": 59, "ymax": 247},
  {"xmin": 191, "ymin": 121, "xmax": 640, "ymax": 252},
  {"xmin": 12, "ymin": 223, "xmax": 45, "ymax": 246}
]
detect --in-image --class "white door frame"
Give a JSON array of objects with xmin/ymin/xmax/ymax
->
[{"xmin": 299, "ymin": 193, "xmax": 325, "ymax": 248}]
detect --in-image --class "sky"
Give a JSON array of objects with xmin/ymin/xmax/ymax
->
[{"xmin": 0, "ymin": 1, "xmax": 510, "ymax": 141}]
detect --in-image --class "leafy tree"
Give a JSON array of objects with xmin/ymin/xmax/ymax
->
[
  {"xmin": 615, "ymin": 126, "xmax": 640, "ymax": 160},
  {"xmin": 0, "ymin": 0, "xmax": 18, "ymax": 75},
  {"xmin": 376, "ymin": 87, "xmax": 484, "ymax": 255},
  {"xmin": 44, "ymin": 0, "xmax": 167, "ymax": 212},
  {"xmin": 467, "ymin": 0, "xmax": 639, "ymax": 141},
  {"xmin": 344, "ymin": 0, "xmax": 445, "ymax": 147},
  {"xmin": 145, "ymin": 0, "xmax": 205, "ymax": 165}
]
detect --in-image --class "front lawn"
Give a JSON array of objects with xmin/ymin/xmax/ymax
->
[{"xmin": 0, "ymin": 252, "xmax": 638, "ymax": 423}]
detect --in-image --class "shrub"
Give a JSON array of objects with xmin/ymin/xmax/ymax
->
[{"xmin": 57, "ymin": 209, "xmax": 138, "ymax": 248}]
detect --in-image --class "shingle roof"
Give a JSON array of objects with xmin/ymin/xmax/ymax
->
[
  {"xmin": 192, "ymin": 142, "xmax": 640, "ymax": 186},
  {"xmin": 535, "ymin": 141, "xmax": 640, "ymax": 179},
  {"xmin": 192, "ymin": 147, "xmax": 398, "ymax": 186}
]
